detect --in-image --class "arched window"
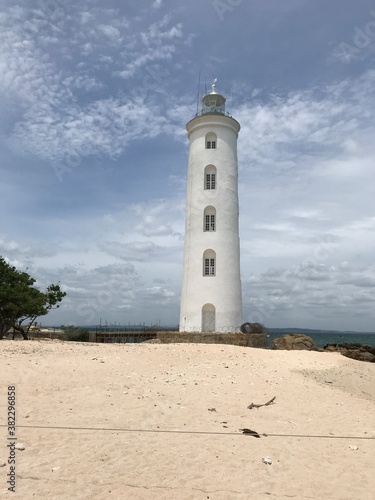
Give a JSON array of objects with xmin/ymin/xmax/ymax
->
[
  {"xmin": 203, "ymin": 206, "xmax": 216, "ymax": 232},
  {"xmin": 204, "ymin": 165, "xmax": 216, "ymax": 190},
  {"xmin": 205, "ymin": 132, "xmax": 217, "ymax": 150},
  {"xmin": 203, "ymin": 249, "xmax": 216, "ymax": 276}
]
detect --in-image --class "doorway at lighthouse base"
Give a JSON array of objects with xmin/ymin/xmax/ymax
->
[{"xmin": 202, "ymin": 303, "xmax": 215, "ymax": 332}]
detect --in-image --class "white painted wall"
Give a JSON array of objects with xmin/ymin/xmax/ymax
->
[{"xmin": 179, "ymin": 113, "xmax": 242, "ymax": 333}]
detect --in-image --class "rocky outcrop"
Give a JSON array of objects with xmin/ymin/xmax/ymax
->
[
  {"xmin": 272, "ymin": 334, "xmax": 317, "ymax": 351},
  {"xmin": 324, "ymin": 343, "xmax": 375, "ymax": 363}
]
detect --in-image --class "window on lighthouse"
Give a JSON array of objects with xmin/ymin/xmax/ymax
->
[
  {"xmin": 206, "ymin": 173, "xmax": 216, "ymax": 189},
  {"xmin": 204, "ymin": 206, "xmax": 216, "ymax": 231},
  {"xmin": 205, "ymin": 214, "xmax": 215, "ymax": 231},
  {"xmin": 204, "ymin": 258, "xmax": 215, "ymax": 275},
  {"xmin": 203, "ymin": 250, "xmax": 216, "ymax": 276},
  {"xmin": 206, "ymin": 132, "xmax": 217, "ymax": 149},
  {"xmin": 204, "ymin": 165, "xmax": 216, "ymax": 190}
]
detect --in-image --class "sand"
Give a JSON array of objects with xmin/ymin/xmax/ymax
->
[{"xmin": 1, "ymin": 340, "xmax": 374, "ymax": 500}]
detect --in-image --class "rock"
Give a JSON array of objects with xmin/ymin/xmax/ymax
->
[
  {"xmin": 323, "ymin": 343, "xmax": 375, "ymax": 363},
  {"xmin": 272, "ymin": 334, "xmax": 317, "ymax": 351},
  {"xmin": 262, "ymin": 456, "xmax": 272, "ymax": 465},
  {"xmin": 0, "ymin": 460, "xmax": 6, "ymax": 467},
  {"xmin": 15, "ymin": 443, "xmax": 25, "ymax": 450},
  {"xmin": 323, "ymin": 343, "xmax": 338, "ymax": 352},
  {"xmin": 240, "ymin": 322, "xmax": 266, "ymax": 334},
  {"xmin": 343, "ymin": 349, "xmax": 375, "ymax": 363}
]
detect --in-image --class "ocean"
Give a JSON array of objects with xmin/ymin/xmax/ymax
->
[{"xmin": 266, "ymin": 331, "xmax": 375, "ymax": 349}]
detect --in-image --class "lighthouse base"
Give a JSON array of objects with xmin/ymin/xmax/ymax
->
[{"xmin": 157, "ymin": 331, "xmax": 268, "ymax": 348}]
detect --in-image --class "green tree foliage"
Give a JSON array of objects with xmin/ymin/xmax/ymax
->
[{"xmin": 0, "ymin": 257, "xmax": 66, "ymax": 340}]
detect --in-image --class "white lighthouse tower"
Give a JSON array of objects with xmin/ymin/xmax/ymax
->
[{"xmin": 179, "ymin": 81, "xmax": 242, "ymax": 333}]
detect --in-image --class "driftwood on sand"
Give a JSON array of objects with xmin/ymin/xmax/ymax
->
[{"xmin": 247, "ymin": 396, "xmax": 276, "ymax": 410}]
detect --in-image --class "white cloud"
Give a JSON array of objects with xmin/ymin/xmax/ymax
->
[
  {"xmin": 0, "ymin": 4, "xmax": 186, "ymax": 168},
  {"xmin": 236, "ymin": 72, "xmax": 375, "ymax": 176},
  {"xmin": 98, "ymin": 24, "xmax": 121, "ymax": 41},
  {"xmin": 243, "ymin": 261, "xmax": 375, "ymax": 329},
  {"xmin": 152, "ymin": 0, "xmax": 164, "ymax": 9},
  {"xmin": 0, "ymin": 238, "xmax": 22, "ymax": 253},
  {"xmin": 131, "ymin": 200, "xmax": 184, "ymax": 238},
  {"xmin": 99, "ymin": 241, "xmax": 160, "ymax": 262}
]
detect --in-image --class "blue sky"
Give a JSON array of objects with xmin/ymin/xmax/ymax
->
[{"xmin": 1, "ymin": 0, "xmax": 375, "ymax": 331}]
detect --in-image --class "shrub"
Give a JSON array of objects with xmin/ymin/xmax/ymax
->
[{"xmin": 63, "ymin": 326, "xmax": 90, "ymax": 342}]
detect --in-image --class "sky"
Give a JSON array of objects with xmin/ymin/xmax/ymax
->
[{"xmin": 1, "ymin": 0, "xmax": 375, "ymax": 331}]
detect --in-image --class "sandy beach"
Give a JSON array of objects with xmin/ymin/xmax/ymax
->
[{"xmin": 1, "ymin": 340, "xmax": 374, "ymax": 499}]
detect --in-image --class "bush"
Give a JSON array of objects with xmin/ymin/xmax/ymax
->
[{"xmin": 63, "ymin": 326, "xmax": 90, "ymax": 342}]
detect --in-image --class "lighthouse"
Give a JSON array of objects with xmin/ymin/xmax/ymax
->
[{"xmin": 179, "ymin": 81, "xmax": 242, "ymax": 333}]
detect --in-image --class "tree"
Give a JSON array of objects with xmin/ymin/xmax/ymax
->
[{"xmin": 0, "ymin": 257, "xmax": 66, "ymax": 340}]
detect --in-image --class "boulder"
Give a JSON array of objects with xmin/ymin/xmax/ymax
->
[
  {"xmin": 272, "ymin": 333, "xmax": 317, "ymax": 351},
  {"xmin": 240, "ymin": 322, "xmax": 266, "ymax": 334},
  {"xmin": 323, "ymin": 343, "xmax": 338, "ymax": 352},
  {"xmin": 323, "ymin": 343, "xmax": 375, "ymax": 363}
]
